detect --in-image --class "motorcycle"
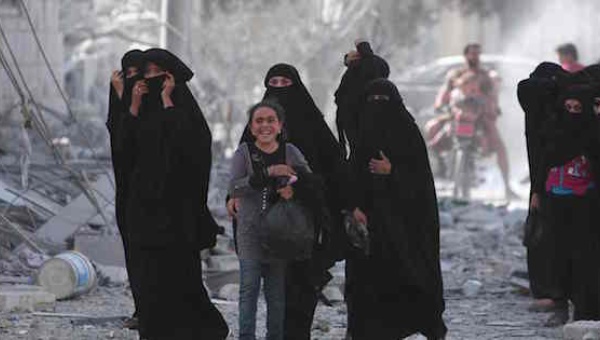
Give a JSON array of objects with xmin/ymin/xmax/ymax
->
[
  {"xmin": 425, "ymin": 96, "xmax": 486, "ymax": 199},
  {"xmin": 450, "ymin": 96, "xmax": 484, "ymax": 200}
]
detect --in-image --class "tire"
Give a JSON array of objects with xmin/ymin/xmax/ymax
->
[{"xmin": 452, "ymin": 147, "xmax": 472, "ymax": 200}]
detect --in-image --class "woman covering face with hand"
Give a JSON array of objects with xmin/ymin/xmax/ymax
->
[{"xmin": 124, "ymin": 48, "xmax": 229, "ymax": 340}]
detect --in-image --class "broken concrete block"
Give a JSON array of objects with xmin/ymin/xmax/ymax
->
[
  {"xmin": 74, "ymin": 232, "xmax": 125, "ymax": 267},
  {"xmin": 35, "ymin": 175, "xmax": 114, "ymax": 246},
  {"xmin": 217, "ymin": 283, "xmax": 239, "ymax": 301},
  {"xmin": 564, "ymin": 321, "xmax": 600, "ymax": 340},
  {"xmin": 0, "ymin": 285, "xmax": 56, "ymax": 312}
]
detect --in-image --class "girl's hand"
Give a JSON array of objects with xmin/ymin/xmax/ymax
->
[
  {"xmin": 268, "ymin": 164, "xmax": 296, "ymax": 177},
  {"xmin": 226, "ymin": 198, "xmax": 239, "ymax": 218},
  {"xmin": 277, "ymin": 185, "xmax": 294, "ymax": 200},
  {"xmin": 111, "ymin": 70, "xmax": 124, "ymax": 99},
  {"xmin": 369, "ymin": 151, "xmax": 392, "ymax": 175}
]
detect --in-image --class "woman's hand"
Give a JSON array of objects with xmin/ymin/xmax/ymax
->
[
  {"xmin": 277, "ymin": 185, "xmax": 294, "ymax": 200},
  {"xmin": 353, "ymin": 208, "xmax": 368, "ymax": 226},
  {"xmin": 129, "ymin": 79, "xmax": 148, "ymax": 117},
  {"xmin": 226, "ymin": 198, "xmax": 239, "ymax": 218},
  {"xmin": 345, "ymin": 50, "xmax": 361, "ymax": 65},
  {"xmin": 369, "ymin": 151, "xmax": 392, "ymax": 175},
  {"xmin": 267, "ymin": 165, "xmax": 296, "ymax": 177},
  {"xmin": 161, "ymin": 72, "xmax": 175, "ymax": 108},
  {"xmin": 530, "ymin": 193, "xmax": 540, "ymax": 211},
  {"xmin": 111, "ymin": 70, "xmax": 124, "ymax": 99}
]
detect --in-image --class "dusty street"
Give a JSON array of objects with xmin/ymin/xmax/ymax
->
[{"xmin": 0, "ymin": 193, "xmax": 566, "ymax": 340}]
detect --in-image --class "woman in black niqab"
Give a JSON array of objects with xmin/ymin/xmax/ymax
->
[
  {"xmin": 517, "ymin": 62, "xmax": 571, "ymax": 309},
  {"xmin": 125, "ymin": 48, "xmax": 229, "ymax": 340},
  {"xmin": 528, "ymin": 82, "xmax": 600, "ymax": 323},
  {"xmin": 334, "ymin": 41, "xmax": 390, "ymax": 159},
  {"xmin": 239, "ymin": 63, "xmax": 347, "ymax": 340},
  {"xmin": 348, "ymin": 79, "xmax": 447, "ymax": 340}
]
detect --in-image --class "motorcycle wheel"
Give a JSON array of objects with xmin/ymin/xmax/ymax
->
[{"xmin": 452, "ymin": 147, "xmax": 472, "ymax": 200}]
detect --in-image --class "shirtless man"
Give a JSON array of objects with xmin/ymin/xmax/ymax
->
[{"xmin": 429, "ymin": 43, "xmax": 518, "ymax": 199}]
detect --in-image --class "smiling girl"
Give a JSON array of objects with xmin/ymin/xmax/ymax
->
[{"xmin": 229, "ymin": 100, "xmax": 311, "ymax": 340}]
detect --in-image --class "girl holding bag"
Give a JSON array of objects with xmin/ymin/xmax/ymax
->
[{"xmin": 228, "ymin": 100, "xmax": 312, "ymax": 340}]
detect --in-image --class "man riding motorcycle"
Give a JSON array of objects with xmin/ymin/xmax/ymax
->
[{"xmin": 425, "ymin": 43, "xmax": 518, "ymax": 200}]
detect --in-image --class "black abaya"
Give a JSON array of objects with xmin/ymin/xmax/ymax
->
[
  {"xmin": 349, "ymin": 79, "xmax": 446, "ymax": 339},
  {"xmin": 528, "ymin": 82, "xmax": 600, "ymax": 320},
  {"xmin": 124, "ymin": 48, "xmax": 228, "ymax": 340},
  {"xmin": 517, "ymin": 62, "xmax": 568, "ymax": 299}
]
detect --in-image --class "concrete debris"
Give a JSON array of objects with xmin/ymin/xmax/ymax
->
[
  {"xmin": 35, "ymin": 174, "xmax": 114, "ymax": 247},
  {"xmin": 321, "ymin": 286, "xmax": 344, "ymax": 303},
  {"xmin": 0, "ymin": 285, "xmax": 56, "ymax": 312},
  {"xmin": 462, "ymin": 279, "xmax": 483, "ymax": 297},
  {"xmin": 206, "ymin": 254, "xmax": 240, "ymax": 272},
  {"xmin": 95, "ymin": 264, "xmax": 128, "ymax": 287},
  {"xmin": 73, "ymin": 232, "xmax": 125, "ymax": 267},
  {"xmin": 564, "ymin": 322, "xmax": 600, "ymax": 340}
]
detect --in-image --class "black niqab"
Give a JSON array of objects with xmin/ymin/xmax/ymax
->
[
  {"xmin": 531, "ymin": 82, "xmax": 600, "ymax": 194},
  {"xmin": 518, "ymin": 62, "xmax": 569, "ymax": 186},
  {"xmin": 142, "ymin": 48, "xmax": 193, "ymax": 83},
  {"xmin": 334, "ymin": 42, "xmax": 390, "ymax": 158}
]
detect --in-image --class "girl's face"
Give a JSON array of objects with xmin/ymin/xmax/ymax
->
[
  {"xmin": 144, "ymin": 62, "xmax": 165, "ymax": 78},
  {"xmin": 250, "ymin": 106, "xmax": 282, "ymax": 145},
  {"xmin": 268, "ymin": 76, "xmax": 293, "ymax": 88},
  {"xmin": 125, "ymin": 67, "xmax": 139, "ymax": 79}
]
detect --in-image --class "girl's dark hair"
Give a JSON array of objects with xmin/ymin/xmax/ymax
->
[
  {"xmin": 247, "ymin": 99, "xmax": 286, "ymax": 124},
  {"xmin": 463, "ymin": 43, "xmax": 481, "ymax": 55},
  {"xmin": 246, "ymin": 100, "xmax": 287, "ymax": 142}
]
